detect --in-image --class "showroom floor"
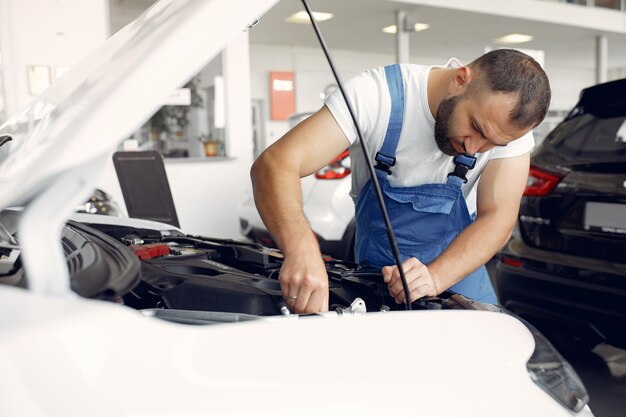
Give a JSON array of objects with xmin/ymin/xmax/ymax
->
[{"xmin": 566, "ymin": 347, "xmax": 626, "ymax": 417}]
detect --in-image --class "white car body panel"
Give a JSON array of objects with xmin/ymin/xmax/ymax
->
[
  {"xmin": 0, "ymin": 285, "xmax": 589, "ymax": 417},
  {"xmin": 239, "ymin": 174, "xmax": 353, "ymax": 242},
  {"xmin": 302, "ymin": 175, "xmax": 354, "ymax": 240},
  {"xmin": 70, "ymin": 212, "xmax": 183, "ymax": 235}
]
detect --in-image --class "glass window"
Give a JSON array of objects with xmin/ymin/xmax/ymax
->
[{"xmin": 545, "ymin": 113, "xmax": 626, "ymax": 161}]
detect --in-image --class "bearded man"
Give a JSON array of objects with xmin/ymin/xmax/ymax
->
[{"xmin": 251, "ymin": 49, "xmax": 551, "ymax": 313}]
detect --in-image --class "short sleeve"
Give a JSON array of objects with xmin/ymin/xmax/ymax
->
[
  {"xmin": 324, "ymin": 68, "xmax": 388, "ymax": 145},
  {"xmin": 489, "ymin": 130, "xmax": 535, "ymax": 159}
]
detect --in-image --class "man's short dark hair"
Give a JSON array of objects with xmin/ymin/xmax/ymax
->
[{"xmin": 469, "ymin": 49, "xmax": 551, "ymax": 128}]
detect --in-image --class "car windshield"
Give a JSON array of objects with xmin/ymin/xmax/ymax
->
[{"xmin": 545, "ymin": 113, "xmax": 626, "ymax": 162}]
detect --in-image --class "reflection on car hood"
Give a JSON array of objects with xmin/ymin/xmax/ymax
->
[
  {"xmin": 2, "ymin": 284, "xmax": 577, "ymax": 417},
  {"xmin": 0, "ymin": 0, "xmax": 277, "ymax": 209}
]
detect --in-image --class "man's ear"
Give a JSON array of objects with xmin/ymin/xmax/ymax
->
[{"xmin": 449, "ymin": 66, "xmax": 471, "ymax": 94}]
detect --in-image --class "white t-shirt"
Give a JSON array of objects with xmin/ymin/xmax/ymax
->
[{"xmin": 325, "ymin": 59, "xmax": 534, "ymax": 214}]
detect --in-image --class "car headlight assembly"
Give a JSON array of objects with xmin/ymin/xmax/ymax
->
[
  {"xmin": 525, "ymin": 322, "xmax": 589, "ymax": 413},
  {"xmin": 474, "ymin": 301, "xmax": 589, "ymax": 413}
]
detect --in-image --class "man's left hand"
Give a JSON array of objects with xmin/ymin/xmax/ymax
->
[{"xmin": 382, "ymin": 257, "xmax": 439, "ymax": 304}]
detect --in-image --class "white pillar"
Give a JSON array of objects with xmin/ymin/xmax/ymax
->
[
  {"xmin": 0, "ymin": 0, "xmax": 19, "ymax": 121},
  {"xmin": 595, "ymin": 35, "xmax": 608, "ymax": 84},
  {"xmin": 395, "ymin": 10, "xmax": 409, "ymax": 64}
]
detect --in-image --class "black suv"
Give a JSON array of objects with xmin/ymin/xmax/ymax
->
[{"xmin": 496, "ymin": 78, "xmax": 626, "ymax": 353}]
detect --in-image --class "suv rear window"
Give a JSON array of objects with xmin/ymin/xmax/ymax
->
[{"xmin": 544, "ymin": 113, "xmax": 626, "ymax": 161}]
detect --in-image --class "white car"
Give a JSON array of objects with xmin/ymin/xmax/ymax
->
[
  {"xmin": 0, "ymin": 0, "xmax": 594, "ymax": 416},
  {"xmin": 239, "ymin": 148, "xmax": 355, "ymax": 260}
]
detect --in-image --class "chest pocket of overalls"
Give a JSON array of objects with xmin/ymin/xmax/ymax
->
[{"xmin": 380, "ymin": 181, "xmax": 469, "ymax": 264}]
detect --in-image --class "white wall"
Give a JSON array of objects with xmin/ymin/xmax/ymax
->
[
  {"xmin": 249, "ymin": 42, "xmax": 597, "ymax": 148},
  {"xmin": 0, "ymin": 0, "xmax": 110, "ymax": 116},
  {"xmin": 250, "ymin": 44, "xmax": 397, "ymax": 147},
  {"xmin": 546, "ymin": 63, "xmax": 595, "ymax": 110}
]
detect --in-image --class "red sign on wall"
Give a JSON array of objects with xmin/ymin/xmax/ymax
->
[{"xmin": 269, "ymin": 71, "xmax": 295, "ymax": 120}]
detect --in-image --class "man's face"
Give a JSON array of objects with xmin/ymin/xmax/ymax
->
[{"xmin": 433, "ymin": 91, "xmax": 530, "ymax": 156}]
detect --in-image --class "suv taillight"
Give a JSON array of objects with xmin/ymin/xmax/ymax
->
[
  {"xmin": 524, "ymin": 166, "xmax": 562, "ymax": 196},
  {"xmin": 315, "ymin": 150, "xmax": 351, "ymax": 180}
]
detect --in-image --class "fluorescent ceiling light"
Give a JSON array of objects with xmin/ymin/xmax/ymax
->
[
  {"xmin": 493, "ymin": 33, "xmax": 534, "ymax": 44},
  {"xmin": 382, "ymin": 23, "xmax": 430, "ymax": 34},
  {"xmin": 285, "ymin": 11, "xmax": 333, "ymax": 24}
]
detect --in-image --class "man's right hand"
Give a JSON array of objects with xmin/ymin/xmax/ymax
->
[
  {"xmin": 250, "ymin": 106, "xmax": 348, "ymax": 314},
  {"xmin": 279, "ymin": 249, "xmax": 329, "ymax": 314}
]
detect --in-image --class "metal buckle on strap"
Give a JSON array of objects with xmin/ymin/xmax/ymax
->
[
  {"xmin": 447, "ymin": 166, "xmax": 470, "ymax": 183},
  {"xmin": 454, "ymin": 153, "xmax": 476, "ymax": 169},
  {"xmin": 446, "ymin": 153, "xmax": 477, "ymax": 184},
  {"xmin": 374, "ymin": 152, "xmax": 396, "ymax": 174}
]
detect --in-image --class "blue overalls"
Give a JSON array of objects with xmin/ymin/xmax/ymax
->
[{"xmin": 354, "ymin": 64, "xmax": 497, "ymax": 304}]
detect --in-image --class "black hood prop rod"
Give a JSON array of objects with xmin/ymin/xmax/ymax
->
[{"xmin": 301, "ymin": 0, "xmax": 412, "ymax": 310}]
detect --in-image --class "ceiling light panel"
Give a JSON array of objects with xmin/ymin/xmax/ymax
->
[
  {"xmin": 285, "ymin": 11, "xmax": 333, "ymax": 24},
  {"xmin": 382, "ymin": 23, "xmax": 430, "ymax": 34},
  {"xmin": 493, "ymin": 33, "xmax": 534, "ymax": 44}
]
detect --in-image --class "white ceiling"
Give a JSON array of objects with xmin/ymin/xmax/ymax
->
[
  {"xmin": 248, "ymin": 0, "xmax": 626, "ymax": 70},
  {"xmin": 114, "ymin": 0, "xmax": 626, "ymax": 70}
]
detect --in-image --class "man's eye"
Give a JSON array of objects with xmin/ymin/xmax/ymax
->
[{"xmin": 472, "ymin": 122, "xmax": 485, "ymax": 138}]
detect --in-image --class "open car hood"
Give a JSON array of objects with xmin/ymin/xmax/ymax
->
[{"xmin": 0, "ymin": 0, "xmax": 277, "ymax": 209}]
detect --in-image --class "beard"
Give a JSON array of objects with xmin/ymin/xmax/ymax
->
[{"xmin": 433, "ymin": 94, "xmax": 461, "ymax": 156}]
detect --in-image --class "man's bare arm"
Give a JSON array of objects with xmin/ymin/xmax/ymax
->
[
  {"xmin": 428, "ymin": 153, "xmax": 529, "ymax": 289},
  {"xmin": 250, "ymin": 105, "xmax": 350, "ymax": 312}
]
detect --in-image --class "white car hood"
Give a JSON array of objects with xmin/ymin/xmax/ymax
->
[
  {"xmin": 0, "ymin": 285, "xmax": 586, "ymax": 417},
  {"xmin": 0, "ymin": 0, "xmax": 276, "ymax": 209}
]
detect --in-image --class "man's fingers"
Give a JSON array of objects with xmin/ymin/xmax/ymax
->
[
  {"xmin": 388, "ymin": 259, "xmax": 423, "ymax": 297},
  {"xmin": 416, "ymin": 284, "xmax": 434, "ymax": 302},
  {"xmin": 293, "ymin": 286, "xmax": 313, "ymax": 313},
  {"xmin": 391, "ymin": 274, "xmax": 419, "ymax": 299},
  {"xmin": 385, "ymin": 257, "xmax": 423, "ymax": 287},
  {"xmin": 408, "ymin": 283, "xmax": 437, "ymax": 303},
  {"xmin": 304, "ymin": 287, "xmax": 328, "ymax": 313},
  {"xmin": 280, "ymin": 277, "xmax": 300, "ymax": 305},
  {"xmin": 396, "ymin": 280, "xmax": 438, "ymax": 304},
  {"xmin": 293, "ymin": 274, "xmax": 328, "ymax": 313},
  {"xmin": 381, "ymin": 265, "xmax": 395, "ymax": 283},
  {"xmin": 388, "ymin": 259, "xmax": 437, "ymax": 304},
  {"xmin": 277, "ymin": 253, "xmax": 329, "ymax": 313},
  {"xmin": 393, "ymin": 278, "xmax": 423, "ymax": 303}
]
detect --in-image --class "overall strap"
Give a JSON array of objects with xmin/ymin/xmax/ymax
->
[
  {"xmin": 375, "ymin": 64, "xmax": 405, "ymax": 175},
  {"xmin": 446, "ymin": 153, "xmax": 477, "ymax": 187}
]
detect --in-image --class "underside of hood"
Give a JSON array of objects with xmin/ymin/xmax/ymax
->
[{"xmin": 0, "ymin": 0, "xmax": 277, "ymax": 209}]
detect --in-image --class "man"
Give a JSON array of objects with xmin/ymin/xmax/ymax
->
[{"xmin": 251, "ymin": 49, "xmax": 551, "ymax": 313}]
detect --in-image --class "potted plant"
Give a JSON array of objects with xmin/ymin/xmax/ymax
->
[{"xmin": 198, "ymin": 134, "xmax": 218, "ymax": 157}]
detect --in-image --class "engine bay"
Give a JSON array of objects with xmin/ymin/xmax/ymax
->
[
  {"xmin": 0, "ymin": 212, "xmax": 481, "ymax": 324},
  {"xmin": 89, "ymin": 221, "xmax": 478, "ymax": 316}
]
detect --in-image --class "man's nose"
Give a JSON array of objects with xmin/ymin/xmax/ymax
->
[{"xmin": 464, "ymin": 137, "xmax": 489, "ymax": 155}]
